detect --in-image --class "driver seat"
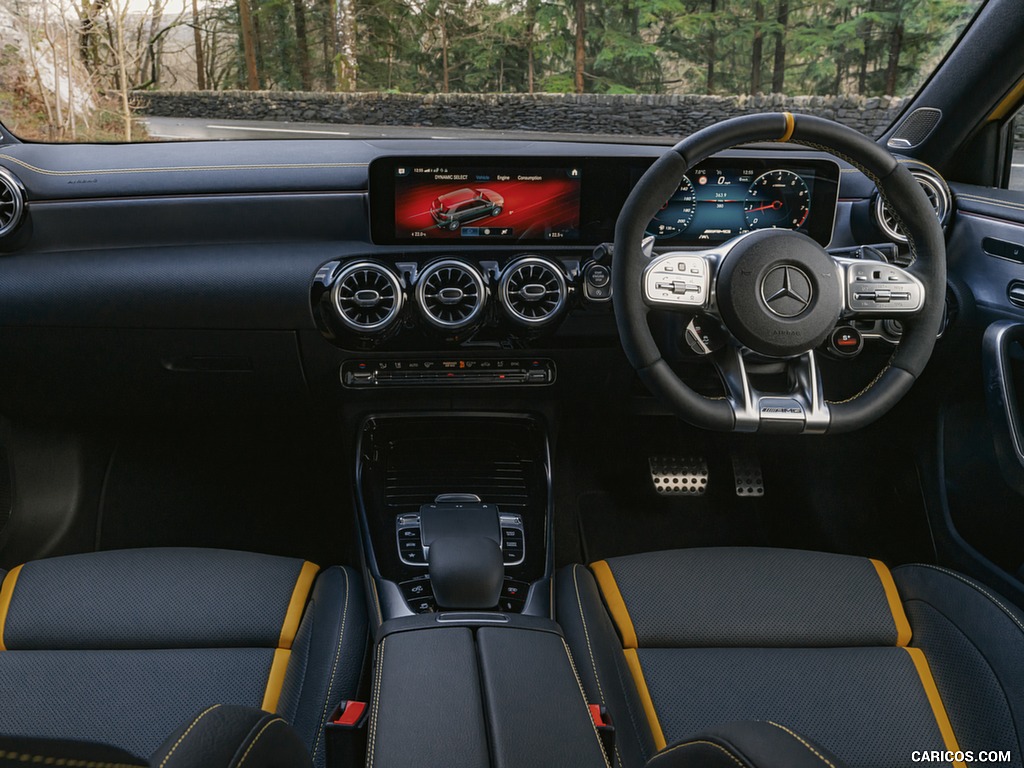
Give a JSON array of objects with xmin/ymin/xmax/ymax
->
[{"xmin": 557, "ymin": 547, "xmax": 1024, "ymax": 768}]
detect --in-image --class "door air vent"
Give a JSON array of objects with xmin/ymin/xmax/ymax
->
[
  {"xmin": 416, "ymin": 259, "xmax": 486, "ymax": 329},
  {"xmin": 0, "ymin": 167, "xmax": 25, "ymax": 238},
  {"xmin": 874, "ymin": 169, "xmax": 950, "ymax": 250},
  {"xmin": 330, "ymin": 261, "xmax": 404, "ymax": 332},
  {"xmin": 499, "ymin": 257, "xmax": 567, "ymax": 325}
]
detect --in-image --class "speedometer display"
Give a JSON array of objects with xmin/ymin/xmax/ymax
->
[
  {"xmin": 648, "ymin": 176, "xmax": 696, "ymax": 239},
  {"xmin": 643, "ymin": 158, "xmax": 836, "ymax": 245}
]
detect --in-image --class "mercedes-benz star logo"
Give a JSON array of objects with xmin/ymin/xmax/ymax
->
[{"xmin": 760, "ymin": 266, "xmax": 813, "ymax": 318}]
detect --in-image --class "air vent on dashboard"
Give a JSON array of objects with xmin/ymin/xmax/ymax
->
[
  {"xmin": 500, "ymin": 257, "xmax": 567, "ymax": 325},
  {"xmin": 416, "ymin": 260, "xmax": 486, "ymax": 329},
  {"xmin": 0, "ymin": 167, "xmax": 25, "ymax": 238},
  {"xmin": 331, "ymin": 261, "xmax": 403, "ymax": 332},
  {"xmin": 874, "ymin": 169, "xmax": 950, "ymax": 248}
]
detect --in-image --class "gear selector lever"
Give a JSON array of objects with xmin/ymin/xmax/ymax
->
[{"xmin": 421, "ymin": 502, "xmax": 503, "ymax": 609}]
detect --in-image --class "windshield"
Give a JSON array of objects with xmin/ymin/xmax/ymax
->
[{"xmin": 0, "ymin": 0, "xmax": 984, "ymax": 143}]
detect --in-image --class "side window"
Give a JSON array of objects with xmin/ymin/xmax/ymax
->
[{"xmin": 1011, "ymin": 113, "xmax": 1024, "ymax": 192}]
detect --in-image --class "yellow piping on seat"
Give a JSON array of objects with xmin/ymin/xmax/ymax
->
[
  {"xmin": 592, "ymin": 561, "xmax": 666, "ymax": 751},
  {"xmin": 0, "ymin": 565, "xmax": 23, "ymax": 651},
  {"xmin": 906, "ymin": 647, "xmax": 966, "ymax": 768},
  {"xmin": 591, "ymin": 560, "xmax": 637, "ymax": 649},
  {"xmin": 624, "ymin": 649, "xmax": 667, "ymax": 751},
  {"xmin": 869, "ymin": 559, "xmax": 912, "ymax": 647},
  {"xmin": 262, "ymin": 560, "xmax": 320, "ymax": 712}
]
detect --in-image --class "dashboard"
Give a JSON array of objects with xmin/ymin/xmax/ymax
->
[{"xmin": 0, "ymin": 136, "xmax": 947, "ymax": 414}]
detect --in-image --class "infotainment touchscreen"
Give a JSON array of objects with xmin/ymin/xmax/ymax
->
[
  {"xmin": 391, "ymin": 163, "xmax": 580, "ymax": 243},
  {"xmin": 369, "ymin": 158, "xmax": 582, "ymax": 245}
]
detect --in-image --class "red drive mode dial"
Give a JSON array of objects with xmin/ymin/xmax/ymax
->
[{"xmin": 829, "ymin": 326, "xmax": 863, "ymax": 357}]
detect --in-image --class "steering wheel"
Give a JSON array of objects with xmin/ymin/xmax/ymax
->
[{"xmin": 614, "ymin": 112, "xmax": 946, "ymax": 434}]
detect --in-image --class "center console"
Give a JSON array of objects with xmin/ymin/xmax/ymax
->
[
  {"xmin": 353, "ymin": 413, "xmax": 610, "ymax": 767},
  {"xmin": 355, "ymin": 413, "xmax": 552, "ymax": 620}
]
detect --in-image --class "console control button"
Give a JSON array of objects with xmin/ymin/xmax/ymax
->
[
  {"xmin": 584, "ymin": 263, "xmax": 612, "ymax": 301},
  {"xmin": 499, "ymin": 513, "xmax": 525, "ymax": 566},
  {"xmin": 399, "ymin": 577, "xmax": 433, "ymax": 600},
  {"xmin": 396, "ymin": 514, "xmax": 428, "ymax": 567},
  {"xmin": 499, "ymin": 597, "xmax": 525, "ymax": 613},
  {"xmin": 501, "ymin": 580, "xmax": 529, "ymax": 600},
  {"xmin": 409, "ymin": 596, "xmax": 436, "ymax": 614}
]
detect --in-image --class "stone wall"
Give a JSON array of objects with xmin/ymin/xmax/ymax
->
[{"xmin": 133, "ymin": 90, "xmax": 910, "ymax": 139}]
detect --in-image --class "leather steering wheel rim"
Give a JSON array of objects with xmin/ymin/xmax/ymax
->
[{"xmin": 613, "ymin": 112, "xmax": 947, "ymax": 433}]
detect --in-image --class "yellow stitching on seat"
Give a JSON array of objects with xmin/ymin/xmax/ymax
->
[
  {"xmin": 590, "ymin": 561, "xmax": 638, "ymax": 649},
  {"xmin": 0, "ymin": 750, "xmax": 146, "ymax": 767},
  {"xmin": 905, "ymin": 648, "xmax": 967, "ymax": 768},
  {"xmin": 234, "ymin": 717, "xmax": 287, "ymax": 768},
  {"xmin": 623, "ymin": 648, "xmax": 667, "ymax": 751},
  {"xmin": 312, "ymin": 568, "xmax": 351, "ymax": 761},
  {"xmin": 766, "ymin": 722, "xmax": 837, "ymax": 767},
  {"xmin": 366, "ymin": 636, "xmax": 386, "ymax": 768},
  {"xmin": 0, "ymin": 155, "xmax": 367, "ymax": 177},
  {"xmin": 646, "ymin": 740, "xmax": 745, "ymax": 768},
  {"xmin": 572, "ymin": 567, "xmax": 625, "ymax": 767},
  {"xmin": 573, "ymin": 566, "xmax": 607, "ymax": 704},
  {"xmin": 0, "ymin": 564, "xmax": 23, "ymax": 651},
  {"xmin": 157, "ymin": 704, "xmax": 221, "ymax": 768},
  {"xmin": 560, "ymin": 638, "xmax": 614, "ymax": 768},
  {"xmin": 870, "ymin": 559, "xmax": 912, "ymax": 646}
]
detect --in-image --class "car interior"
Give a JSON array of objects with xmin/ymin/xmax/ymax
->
[{"xmin": 0, "ymin": 1, "xmax": 1024, "ymax": 767}]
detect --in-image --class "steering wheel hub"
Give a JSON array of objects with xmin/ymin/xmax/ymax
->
[{"xmin": 716, "ymin": 229, "xmax": 842, "ymax": 357}]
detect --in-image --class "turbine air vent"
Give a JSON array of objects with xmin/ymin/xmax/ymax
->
[
  {"xmin": 500, "ymin": 257, "xmax": 567, "ymax": 325},
  {"xmin": 874, "ymin": 169, "xmax": 950, "ymax": 250},
  {"xmin": 416, "ymin": 260, "xmax": 486, "ymax": 329},
  {"xmin": 0, "ymin": 167, "xmax": 25, "ymax": 238},
  {"xmin": 331, "ymin": 261, "xmax": 403, "ymax": 332}
]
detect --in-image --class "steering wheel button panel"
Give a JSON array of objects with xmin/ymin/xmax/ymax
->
[
  {"xmin": 644, "ymin": 253, "xmax": 709, "ymax": 307},
  {"xmin": 842, "ymin": 261, "xmax": 924, "ymax": 315}
]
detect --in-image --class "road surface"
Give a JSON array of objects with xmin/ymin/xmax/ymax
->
[{"xmin": 139, "ymin": 116, "xmax": 664, "ymax": 144}]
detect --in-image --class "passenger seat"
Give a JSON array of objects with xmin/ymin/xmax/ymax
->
[{"xmin": 0, "ymin": 547, "xmax": 368, "ymax": 767}]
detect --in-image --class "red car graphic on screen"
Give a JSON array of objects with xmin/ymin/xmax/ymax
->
[{"xmin": 430, "ymin": 187, "xmax": 505, "ymax": 230}]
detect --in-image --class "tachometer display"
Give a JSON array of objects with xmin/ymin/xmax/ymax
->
[
  {"xmin": 743, "ymin": 169, "xmax": 810, "ymax": 230},
  {"xmin": 647, "ymin": 176, "xmax": 696, "ymax": 239}
]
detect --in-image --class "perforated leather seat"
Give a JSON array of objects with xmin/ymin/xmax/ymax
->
[
  {"xmin": 0, "ymin": 547, "xmax": 368, "ymax": 767},
  {"xmin": 558, "ymin": 547, "xmax": 1024, "ymax": 768}
]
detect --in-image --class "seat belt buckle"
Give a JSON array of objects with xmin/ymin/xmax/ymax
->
[
  {"xmin": 589, "ymin": 704, "xmax": 615, "ymax": 760},
  {"xmin": 325, "ymin": 700, "xmax": 368, "ymax": 768}
]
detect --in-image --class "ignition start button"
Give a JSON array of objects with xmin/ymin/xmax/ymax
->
[{"xmin": 828, "ymin": 326, "xmax": 863, "ymax": 358}]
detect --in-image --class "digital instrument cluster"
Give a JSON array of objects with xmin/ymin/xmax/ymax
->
[{"xmin": 645, "ymin": 158, "xmax": 839, "ymax": 245}]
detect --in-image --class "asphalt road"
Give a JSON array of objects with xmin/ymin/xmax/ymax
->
[{"xmin": 139, "ymin": 116, "xmax": 660, "ymax": 144}]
